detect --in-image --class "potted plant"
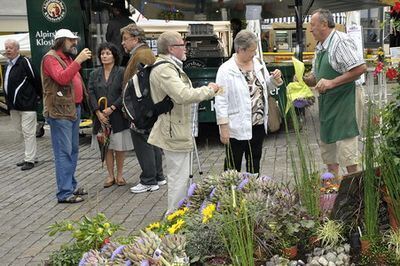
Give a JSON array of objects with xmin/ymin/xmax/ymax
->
[
  {"xmin": 385, "ymin": 229, "xmax": 400, "ymax": 260},
  {"xmin": 315, "ymin": 218, "xmax": 345, "ymax": 249}
]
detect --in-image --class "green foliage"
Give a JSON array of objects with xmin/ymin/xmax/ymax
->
[
  {"xmin": 48, "ymin": 213, "xmax": 122, "ymax": 257},
  {"xmin": 315, "ymin": 219, "xmax": 345, "ymax": 248},
  {"xmin": 284, "ymin": 104, "xmax": 320, "ymax": 217},
  {"xmin": 385, "ymin": 229, "xmax": 400, "ymax": 259},
  {"xmin": 184, "ymin": 213, "xmax": 227, "ymax": 263},
  {"xmin": 48, "ymin": 244, "xmax": 83, "ymax": 266},
  {"xmin": 381, "ymin": 85, "xmax": 400, "ymax": 164},
  {"xmin": 359, "ymin": 240, "xmax": 399, "ymax": 265},
  {"xmin": 218, "ymin": 189, "xmax": 255, "ymax": 266},
  {"xmin": 363, "ymin": 100, "xmax": 380, "ymax": 239}
]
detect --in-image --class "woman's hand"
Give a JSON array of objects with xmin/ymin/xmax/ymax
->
[
  {"xmin": 96, "ymin": 110, "xmax": 109, "ymax": 126},
  {"xmin": 219, "ymin": 124, "xmax": 230, "ymax": 145},
  {"xmin": 102, "ymin": 107, "xmax": 113, "ymax": 116},
  {"xmin": 271, "ymin": 69, "xmax": 282, "ymax": 83}
]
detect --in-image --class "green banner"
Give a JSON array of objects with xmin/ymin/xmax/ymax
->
[{"xmin": 26, "ymin": 0, "xmax": 85, "ymax": 71}]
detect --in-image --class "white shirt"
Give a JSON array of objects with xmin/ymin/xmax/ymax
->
[{"xmin": 4, "ymin": 55, "xmax": 20, "ymax": 94}]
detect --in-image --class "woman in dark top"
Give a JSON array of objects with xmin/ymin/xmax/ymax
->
[{"xmin": 88, "ymin": 42, "xmax": 133, "ymax": 188}]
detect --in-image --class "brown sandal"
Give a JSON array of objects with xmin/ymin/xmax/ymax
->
[
  {"xmin": 103, "ymin": 179, "xmax": 115, "ymax": 188},
  {"xmin": 116, "ymin": 178, "xmax": 126, "ymax": 186}
]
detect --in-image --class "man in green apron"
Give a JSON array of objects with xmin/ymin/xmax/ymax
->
[{"xmin": 303, "ymin": 9, "xmax": 367, "ymax": 176}]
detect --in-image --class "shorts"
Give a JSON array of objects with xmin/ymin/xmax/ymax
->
[{"xmin": 320, "ymin": 136, "xmax": 359, "ymax": 167}]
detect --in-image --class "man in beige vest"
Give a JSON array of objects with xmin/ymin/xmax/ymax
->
[{"xmin": 41, "ymin": 29, "xmax": 91, "ymax": 203}]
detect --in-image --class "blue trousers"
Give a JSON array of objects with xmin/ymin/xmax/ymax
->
[{"xmin": 47, "ymin": 106, "xmax": 80, "ymax": 200}]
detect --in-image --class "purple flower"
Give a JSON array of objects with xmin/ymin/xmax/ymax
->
[
  {"xmin": 140, "ymin": 260, "xmax": 150, "ymax": 266},
  {"xmin": 260, "ymin": 175, "xmax": 272, "ymax": 182},
  {"xmin": 293, "ymin": 99, "xmax": 308, "ymax": 108},
  {"xmin": 200, "ymin": 200, "xmax": 207, "ymax": 213},
  {"xmin": 216, "ymin": 201, "xmax": 221, "ymax": 211},
  {"xmin": 111, "ymin": 245, "xmax": 125, "ymax": 260},
  {"xmin": 209, "ymin": 187, "xmax": 216, "ymax": 199},
  {"xmin": 237, "ymin": 178, "xmax": 249, "ymax": 190},
  {"xmin": 125, "ymin": 260, "xmax": 132, "ymax": 266},
  {"xmin": 187, "ymin": 183, "xmax": 197, "ymax": 197},
  {"xmin": 321, "ymin": 172, "xmax": 335, "ymax": 180},
  {"xmin": 177, "ymin": 198, "xmax": 187, "ymax": 208},
  {"xmin": 78, "ymin": 252, "xmax": 89, "ymax": 266}
]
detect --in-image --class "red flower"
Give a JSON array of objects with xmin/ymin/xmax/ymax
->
[
  {"xmin": 386, "ymin": 67, "xmax": 398, "ymax": 80},
  {"xmin": 391, "ymin": 2, "xmax": 400, "ymax": 14},
  {"xmin": 373, "ymin": 61, "xmax": 384, "ymax": 77}
]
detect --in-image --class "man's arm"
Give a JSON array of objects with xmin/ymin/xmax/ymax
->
[
  {"xmin": 315, "ymin": 64, "xmax": 366, "ymax": 93},
  {"xmin": 42, "ymin": 55, "xmax": 81, "ymax": 86}
]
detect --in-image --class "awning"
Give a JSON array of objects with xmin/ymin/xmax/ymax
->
[{"xmin": 132, "ymin": 0, "xmax": 388, "ymax": 20}]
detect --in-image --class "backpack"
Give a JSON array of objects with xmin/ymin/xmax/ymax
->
[{"xmin": 122, "ymin": 61, "xmax": 176, "ymax": 134}]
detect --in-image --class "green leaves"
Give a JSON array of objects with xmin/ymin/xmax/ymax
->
[{"xmin": 47, "ymin": 213, "xmax": 122, "ymax": 252}]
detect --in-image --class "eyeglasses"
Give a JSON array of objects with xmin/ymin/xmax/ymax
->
[{"xmin": 169, "ymin": 43, "xmax": 186, "ymax": 47}]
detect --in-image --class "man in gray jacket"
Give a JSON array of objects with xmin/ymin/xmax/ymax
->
[{"xmin": 148, "ymin": 31, "xmax": 221, "ymax": 212}]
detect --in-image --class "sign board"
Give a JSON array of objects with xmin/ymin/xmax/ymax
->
[
  {"xmin": 347, "ymin": 25, "xmax": 365, "ymax": 84},
  {"xmin": 26, "ymin": 0, "xmax": 85, "ymax": 71}
]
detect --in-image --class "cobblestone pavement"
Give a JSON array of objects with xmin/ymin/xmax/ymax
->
[{"xmin": 0, "ymin": 105, "xmax": 327, "ymax": 265}]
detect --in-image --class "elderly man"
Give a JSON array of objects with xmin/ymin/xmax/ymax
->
[
  {"xmin": 148, "ymin": 31, "xmax": 220, "ymax": 212},
  {"xmin": 303, "ymin": 9, "xmax": 366, "ymax": 176},
  {"xmin": 41, "ymin": 29, "xmax": 92, "ymax": 203},
  {"xmin": 3, "ymin": 39, "xmax": 42, "ymax": 170},
  {"xmin": 120, "ymin": 24, "xmax": 167, "ymax": 193}
]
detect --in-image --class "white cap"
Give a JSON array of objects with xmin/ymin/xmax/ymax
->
[{"xmin": 54, "ymin": 29, "xmax": 79, "ymax": 40}]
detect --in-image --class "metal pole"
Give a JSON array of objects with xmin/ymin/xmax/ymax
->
[{"xmin": 294, "ymin": 0, "xmax": 304, "ymax": 61}]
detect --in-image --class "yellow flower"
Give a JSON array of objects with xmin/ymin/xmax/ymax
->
[
  {"xmin": 166, "ymin": 207, "xmax": 189, "ymax": 221},
  {"xmin": 167, "ymin": 219, "xmax": 185, "ymax": 234},
  {"xmin": 145, "ymin": 222, "xmax": 161, "ymax": 231},
  {"xmin": 202, "ymin": 203, "xmax": 216, "ymax": 224}
]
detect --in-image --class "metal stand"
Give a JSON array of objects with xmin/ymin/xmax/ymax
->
[
  {"xmin": 189, "ymin": 103, "xmax": 202, "ymax": 184},
  {"xmin": 189, "ymin": 136, "xmax": 203, "ymax": 185}
]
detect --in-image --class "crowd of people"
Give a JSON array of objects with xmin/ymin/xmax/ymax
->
[{"xmin": 2, "ymin": 8, "xmax": 366, "ymax": 212}]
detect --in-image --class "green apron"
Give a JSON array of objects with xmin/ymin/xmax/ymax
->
[{"xmin": 315, "ymin": 40, "xmax": 359, "ymax": 144}]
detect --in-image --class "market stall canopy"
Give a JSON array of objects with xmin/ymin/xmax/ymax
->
[{"xmin": 131, "ymin": 0, "xmax": 388, "ymax": 21}]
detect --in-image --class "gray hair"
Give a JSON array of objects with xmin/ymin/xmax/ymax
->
[
  {"xmin": 4, "ymin": 39, "xmax": 20, "ymax": 50},
  {"xmin": 120, "ymin": 23, "xmax": 146, "ymax": 43},
  {"xmin": 157, "ymin": 31, "xmax": 182, "ymax": 55},
  {"xmin": 234, "ymin": 30, "xmax": 258, "ymax": 52},
  {"xmin": 312, "ymin": 9, "xmax": 335, "ymax": 28}
]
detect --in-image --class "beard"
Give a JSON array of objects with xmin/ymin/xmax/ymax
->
[{"xmin": 63, "ymin": 45, "xmax": 77, "ymax": 56}]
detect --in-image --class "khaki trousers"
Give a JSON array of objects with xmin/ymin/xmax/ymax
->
[
  {"xmin": 164, "ymin": 150, "xmax": 190, "ymax": 212},
  {"xmin": 10, "ymin": 110, "xmax": 37, "ymax": 163}
]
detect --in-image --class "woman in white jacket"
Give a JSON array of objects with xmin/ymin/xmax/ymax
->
[{"xmin": 215, "ymin": 30, "xmax": 282, "ymax": 174}]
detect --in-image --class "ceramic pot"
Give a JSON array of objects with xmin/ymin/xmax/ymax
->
[
  {"xmin": 360, "ymin": 239, "xmax": 370, "ymax": 254},
  {"xmin": 282, "ymin": 245, "xmax": 298, "ymax": 259}
]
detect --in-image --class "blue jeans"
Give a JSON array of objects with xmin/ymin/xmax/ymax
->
[{"xmin": 47, "ymin": 106, "xmax": 80, "ymax": 200}]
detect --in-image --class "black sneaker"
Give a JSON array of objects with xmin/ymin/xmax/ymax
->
[
  {"xmin": 21, "ymin": 162, "xmax": 34, "ymax": 171},
  {"xmin": 16, "ymin": 160, "xmax": 38, "ymax": 167}
]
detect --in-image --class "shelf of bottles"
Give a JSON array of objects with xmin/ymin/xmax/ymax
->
[{"xmin": 263, "ymin": 13, "xmax": 347, "ymax": 25}]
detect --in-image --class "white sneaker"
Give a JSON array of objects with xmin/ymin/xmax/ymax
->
[
  {"xmin": 158, "ymin": 180, "xmax": 167, "ymax": 186},
  {"xmin": 130, "ymin": 183, "xmax": 159, "ymax": 193}
]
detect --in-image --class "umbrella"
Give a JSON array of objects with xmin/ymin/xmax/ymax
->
[{"xmin": 96, "ymin": 97, "xmax": 111, "ymax": 168}]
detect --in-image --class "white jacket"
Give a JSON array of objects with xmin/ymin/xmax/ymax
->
[{"xmin": 215, "ymin": 55, "xmax": 281, "ymax": 140}]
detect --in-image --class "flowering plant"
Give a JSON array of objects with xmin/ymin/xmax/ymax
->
[
  {"xmin": 145, "ymin": 207, "xmax": 189, "ymax": 236},
  {"xmin": 372, "ymin": 47, "xmax": 399, "ymax": 81}
]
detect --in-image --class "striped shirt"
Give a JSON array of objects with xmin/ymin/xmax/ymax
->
[{"xmin": 312, "ymin": 30, "xmax": 365, "ymax": 78}]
